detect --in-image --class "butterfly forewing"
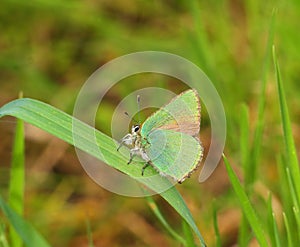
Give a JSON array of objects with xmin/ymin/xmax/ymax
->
[{"xmin": 140, "ymin": 89, "xmax": 201, "ymax": 138}]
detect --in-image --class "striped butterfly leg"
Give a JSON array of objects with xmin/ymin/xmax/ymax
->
[
  {"xmin": 128, "ymin": 146, "xmax": 152, "ymax": 175},
  {"xmin": 127, "ymin": 146, "xmax": 141, "ymax": 164},
  {"xmin": 141, "ymin": 162, "xmax": 150, "ymax": 176}
]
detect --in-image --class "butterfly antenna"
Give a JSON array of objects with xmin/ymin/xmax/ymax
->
[
  {"xmin": 123, "ymin": 95, "xmax": 141, "ymax": 125},
  {"xmin": 124, "ymin": 111, "xmax": 138, "ymax": 124}
]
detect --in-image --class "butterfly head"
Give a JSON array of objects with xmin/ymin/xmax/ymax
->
[{"xmin": 131, "ymin": 124, "xmax": 140, "ymax": 134}]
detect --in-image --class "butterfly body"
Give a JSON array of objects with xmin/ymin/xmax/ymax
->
[{"xmin": 117, "ymin": 89, "xmax": 203, "ymax": 183}]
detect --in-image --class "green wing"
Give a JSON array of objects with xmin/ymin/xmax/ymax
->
[
  {"xmin": 140, "ymin": 89, "xmax": 201, "ymax": 138},
  {"xmin": 146, "ymin": 129, "xmax": 203, "ymax": 183}
]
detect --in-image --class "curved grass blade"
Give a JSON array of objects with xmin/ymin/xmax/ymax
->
[
  {"xmin": 223, "ymin": 154, "xmax": 268, "ymax": 247},
  {"xmin": 0, "ymin": 98, "xmax": 206, "ymax": 246},
  {"xmin": 0, "ymin": 195, "xmax": 51, "ymax": 247}
]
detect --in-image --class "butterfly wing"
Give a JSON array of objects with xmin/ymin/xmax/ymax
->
[
  {"xmin": 140, "ymin": 89, "xmax": 201, "ymax": 138},
  {"xmin": 145, "ymin": 129, "xmax": 203, "ymax": 183},
  {"xmin": 140, "ymin": 89, "xmax": 203, "ymax": 182}
]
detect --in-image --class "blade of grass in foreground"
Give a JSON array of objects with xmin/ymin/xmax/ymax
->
[
  {"xmin": 273, "ymin": 46, "xmax": 300, "ymax": 206},
  {"xmin": 239, "ymin": 104, "xmax": 250, "ymax": 179},
  {"xmin": 8, "ymin": 117, "xmax": 24, "ymax": 247},
  {"xmin": 0, "ymin": 221, "xmax": 9, "ymax": 247},
  {"xmin": 250, "ymin": 8, "xmax": 276, "ymax": 185},
  {"xmin": 238, "ymin": 104, "xmax": 251, "ymax": 247},
  {"xmin": 182, "ymin": 220, "xmax": 197, "ymax": 247},
  {"xmin": 283, "ymin": 212, "xmax": 293, "ymax": 247},
  {"xmin": 238, "ymin": 12, "xmax": 275, "ymax": 244},
  {"xmin": 223, "ymin": 154, "xmax": 269, "ymax": 247},
  {"xmin": 285, "ymin": 168, "xmax": 300, "ymax": 239},
  {"xmin": 145, "ymin": 196, "xmax": 186, "ymax": 246},
  {"xmin": 212, "ymin": 201, "xmax": 221, "ymax": 247},
  {"xmin": 0, "ymin": 195, "xmax": 51, "ymax": 247},
  {"xmin": 267, "ymin": 194, "xmax": 281, "ymax": 247},
  {"xmin": 0, "ymin": 98, "xmax": 206, "ymax": 246},
  {"xmin": 277, "ymin": 155, "xmax": 300, "ymax": 243}
]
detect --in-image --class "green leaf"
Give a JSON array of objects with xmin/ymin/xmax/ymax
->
[
  {"xmin": 145, "ymin": 196, "xmax": 186, "ymax": 245},
  {"xmin": 238, "ymin": 12, "xmax": 275, "ymax": 244},
  {"xmin": 283, "ymin": 212, "xmax": 292, "ymax": 247},
  {"xmin": 0, "ymin": 98, "xmax": 206, "ymax": 246},
  {"xmin": 285, "ymin": 167, "xmax": 300, "ymax": 241},
  {"xmin": 223, "ymin": 154, "xmax": 269, "ymax": 247},
  {"xmin": 212, "ymin": 201, "xmax": 221, "ymax": 247},
  {"xmin": 8, "ymin": 115, "xmax": 25, "ymax": 247},
  {"xmin": 0, "ymin": 195, "xmax": 51, "ymax": 247},
  {"xmin": 277, "ymin": 154, "xmax": 300, "ymax": 243},
  {"xmin": 238, "ymin": 214, "xmax": 250, "ymax": 247},
  {"xmin": 182, "ymin": 220, "xmax": 197, "ymax": 247},
  {"xmin": 8, "ymin": 118, "xmax": 24, "ymax": 213},
  {"xmin": 250, "ymin": 8, "xmax": 276, "ymax": 182},
  {"xmin": 267, "ymin": 194, "xmax": 281, "ymax": 247},
  {"xmin": 0, "ymin": 221, "xmax": 9, "ymax": 247},
  {"xmin": 273, "ymin": 46, "xmax": 300, "ymax": 206}
]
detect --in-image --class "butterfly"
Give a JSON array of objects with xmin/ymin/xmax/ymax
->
[{"xmin": 117, "ymin": 89, "xmax": 203, "ymax": 183}]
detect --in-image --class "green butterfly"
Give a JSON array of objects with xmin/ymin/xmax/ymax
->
[{"xmin": 117, "ymin": 89, "xmax": 203, "ymax": 183}]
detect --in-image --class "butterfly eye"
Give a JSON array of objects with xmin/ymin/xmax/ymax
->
[{"xmin": 134, "ymin": 125, "xmax": 140, "ymax": 132}]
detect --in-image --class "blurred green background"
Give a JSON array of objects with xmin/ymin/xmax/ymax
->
[{"xmin": 0, "ymin": 0, "xmax": 299, "ymax": 246}]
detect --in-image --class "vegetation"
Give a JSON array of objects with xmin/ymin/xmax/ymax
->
[{"xmin": 0, "ymin": 1, "xmax": 299, "ymax": 246}]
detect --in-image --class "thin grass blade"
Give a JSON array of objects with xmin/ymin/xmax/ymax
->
[
  {"xmin": 145, "ymin": 196, "xmax": 186, "ymax": 245},
  {"xmin": 8, "ymin": 117, "xmax": 24, "ymax": 247},
  {"xmin": 273, "ymin": 46, "xmax": 300, "ymax": 206},
  {"xmin": 276, "ymin": 155, "xmax": 299, "ymax": 242},
  {"xmin": 238, "ymin": 104, "xmax": 251, "ymax": 247},
  {"xmin": 182, "ymin": 220, "xmax": 197, "ymax": 247},
  {"xmin": 0, "ymin": 221, "xmax": 9, "ymax": 247},
  {"xmin": 267, "ymin": 194, "xmax": 281, "ymax": 247},
  {"xmin": 0, "ymin": 195, "xmax": 51, "ymax": 247},
  {"xmin": 250, "ymin": 8, "xmax": 276, "ymax": 185},
  {"xmin": 283, "ymin": 212, "xmax": 292, "ymax": 247},
  {"xmin": 285, "ymin": 167, "xmax": 300, "ymax": 241},
  {"xmin": 240, "ymin": 104, "xmax": 250, "ymax": 176},
  {"xmin": 292, "ymin": 207, "xmax": 300, "ymax": 241},
  {"xmin": 223, "ymin": 154, "xmax": 268, "ymax": 247},
  {"xmin": 212, "ymin": 200, "xmax": 221, "ymax": 247}
]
